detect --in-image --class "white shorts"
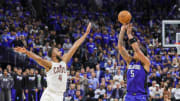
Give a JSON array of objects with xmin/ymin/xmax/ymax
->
[{"xmin": 40, "ymin": 88, "xmax": 64, "ymax": 101}]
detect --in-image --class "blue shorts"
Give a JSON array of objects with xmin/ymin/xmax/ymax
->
[{"xmin": 125, "ymin": 94, "xmax": 148, "ymax": 101}]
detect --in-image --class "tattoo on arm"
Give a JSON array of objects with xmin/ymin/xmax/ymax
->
[
  {"xmin": 121, "ymin": 50, "xmax": 128, "ymax": 57},
  {"xmin": 118, "ymin": 31, "xmax": 125, "ymax": 46}
]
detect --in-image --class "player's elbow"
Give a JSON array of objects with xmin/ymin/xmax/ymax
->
[{"xmin": 144, "ymin": 61, "xmax": 150, "ymax": 72}]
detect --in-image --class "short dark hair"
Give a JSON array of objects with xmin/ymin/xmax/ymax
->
[{"xmin": 48, "ymin": 47, "xmax": 54, "ymax": 57}]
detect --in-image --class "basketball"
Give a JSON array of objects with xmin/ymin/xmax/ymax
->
[{"xmin": 118, "ymin": 10, "xmax": 132, "ymax": 24}]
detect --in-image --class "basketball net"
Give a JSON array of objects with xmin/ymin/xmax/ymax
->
[{"xmin": 175, "ymin": 42, "xmax": 180, "ymax": 55}]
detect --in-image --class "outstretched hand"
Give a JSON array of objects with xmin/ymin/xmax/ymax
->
[
  {"xmin": 14, "ymin": 47, "xmax": 27, "ymax": 54},
  {"xmin": 85, "ymin": 22, "xmax": 91, "ymax": 35}
]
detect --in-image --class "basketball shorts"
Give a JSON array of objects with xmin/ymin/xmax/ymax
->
[
  {"xmin": 40, "ymin": 88, "xmax": 64, "ymax": 101},
  {"xmin": 124, "ymin": 94, "xmax": 148, "ymax": 101}
]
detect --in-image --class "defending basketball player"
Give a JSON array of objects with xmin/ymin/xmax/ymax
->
[
  {"xmin": 118, "ymin": 24, "xmax": 150, "ymax": 101},
  {"xmin": 14, "ymin": 23, "xmax": 91, "ymax": 101}
]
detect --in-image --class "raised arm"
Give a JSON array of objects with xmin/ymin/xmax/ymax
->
[
  {"xmin": 14, "ymin": 47, "xmax": 52, "ymax": 71},
  {"xmin": 62, "ymin": 23, "xmax": 91, "ymax": 63},
  {"xmin": 118, "ymin": 25, "xmax": 132, "ymax": 64},
  {"xmin": 126, "ymin": 24, "xmax": 150, "ymax": 72}
]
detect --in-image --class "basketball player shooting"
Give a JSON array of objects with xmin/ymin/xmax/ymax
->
[
  {"xmin": 118, "ymin": 24, "xmax": 150, "ymax": 101},
  {"xmin": 14, "ymin": 22, "xmax": 91, "ymax": 101}
]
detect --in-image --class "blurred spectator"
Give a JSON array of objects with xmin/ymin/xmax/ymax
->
[
  {"xmin": 95, "ymin": 64, "xmax": 104, "ymax": 81},
  {"xmin": 72, "ymin": 57, "xmax": 82, "ymax": 71},
  {"xmin": 63, "ymin": 39, "xmax": 72, "ymax": 53},
  {"xmin": 25, "ymin": 68, "xmax": 38, "ymax": 101},
  {"xmin": 104, "ymin": 68, "xmax": 112, "ymax": 84},
  {"xmin": 88, "ymin": 72, "xmax": 99, "ymax": 90},
  {"xmin": 149, "ymin": 68, "xmax": 162, "ymax": 84},
  {"xmin": 86, "ymin": 38, "xmax": 96, "ymax": 54},
  {"xmin": 67, "ymin": 83, "xmax": 76, "ymax": 97},
  {"xmin": 113, "ymin": 69, "xmax": 123, "ymax": 83},
  {"xmin": 172, "ymin": 81, "xmax": 180, "ymax": 101},
  {"xmin": 106, "ymin": 85, "xmax": 113, "ymax": 100},
  {"xmin": 73, "ymin": 72, "xmax": 81, "ymax": 85},
  {"xmin": 20, "ymin": 35, "xmax": 27, "ymax": 47},
  {"xmin": 151, "ymin": 84, "xmax": 163, "ymax": 101},
  {"xmin": 36, "ymin": 69, "xmax": 42, "ymax": 100},
  {"xmin": 164, "ymin": 72, "xmax": 174, "ymax": 87},
  {"xmin": 79, "ymin": 73, "xmax": 89, "ymax": 93},
  {"xmin": 111, "ymin": 83, "xmax": 124, "ymax": 100},
  {"xmin": 71, "ymin": 90, "xmax": 83, "ymax": 101},
  {"xmin": 172, "ymin": 58, "xmax": 179, "ymax": 68},
  {"xmin": 149, "ymin": 81, "xmax": 157, "ymax": 99},
  {"xmin": 102, "ymin": 30, "xmax": 110, "ymax": 46},
  {"xmin": 94, "ymin": 83, "xmax": 106, "ymax": 99},
  {"xmin": 6, "ymin": 65, "xmax": 12, "ymax": 75},
  {"xmin": 57, "ymin": 43, "xmax": 64, "ymax": 56},
  {"xmin": 94, "ymin": 29, "xmax": 102, "ymax": 45},
  {"xmin": 13, "ymin": 68, "xmax": 24, "ymax": 101},
  {"xmin": 163, "ymin": 87, "xmax": 171, "ymax": 101},
  {"xmin": 11, "ymin": 36, "xmax": 24, "ymax": 47},
  {"xmin": 0, "ymin": 69, "xmax": 14, "ymax": 101},
  {"xmin": 43, "ymin": 42, "xmax": 51, "ymax": 54},
  {"xmin": 41, "ymin": 70, "xmax": 47, "ymax": 90},
  {"xmin": 85, "ymin": 85, "xmax": 95, "ymax": 101},
  {"xmin": 76, "ymin": 84, "xmax": 84, "ymax": 96},
  {"xmin": 88, "ymin": 52, "xmax": 98, "ymax": 68}
]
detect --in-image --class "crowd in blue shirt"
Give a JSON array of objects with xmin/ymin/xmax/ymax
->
[{"xmin": 0, "ymin": 0, "xmax": 180, "ymax": 101}]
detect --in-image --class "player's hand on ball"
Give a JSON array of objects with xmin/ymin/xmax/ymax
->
[
  {"xmin": 85, "ymin": 22, "xmax": 91, "ymax": 35},
  {"xmin": 14, "ymin": 47, "xmax": 27, "ymax": 53},
  {"xmin": 127, "ymin": 24, "xmax": 132, "ymax": 35},
  {"xmin": 121, "ymin": 24, "xmax": 127, "ymax": 32}
]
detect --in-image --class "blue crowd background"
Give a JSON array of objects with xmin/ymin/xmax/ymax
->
[{"xmin": 0, "ymin": 0, "xmax": 180, "ymax": 101}]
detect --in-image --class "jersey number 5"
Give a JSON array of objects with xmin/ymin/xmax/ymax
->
[{"xmin": 130, "ymin": 70, "xmax": 134, "ymax": 77}]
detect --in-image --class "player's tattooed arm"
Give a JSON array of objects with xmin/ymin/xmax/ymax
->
[
  {"xmin": 118, "ymin": 25, "xmax": 125, "ymax": 46},
  {"xmin": 126, "ymin": 24, "xmax": 150, "ymax": 72},
  {"xmin": 14, "ymin": 47, "xmax": 52, "ymax": 71},
  {"xmin": 62, "ymin": 22, "xmax": 91, "ymax": 64},
  {"xmin": 118, "ymin": 25, "xmax": 132, "ymax": 64}
]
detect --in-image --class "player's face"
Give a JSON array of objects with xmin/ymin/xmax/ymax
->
[
  {"xmin": 53, "ymin": 48, "xmax": 61, "ymax": 56},
  {"xmin": 53, "ymin": 48, "xmax": 62, "ymax": 60},
  {"xmin": 133, "ymin": 52, "xmax": 139, "ymax": 61}
]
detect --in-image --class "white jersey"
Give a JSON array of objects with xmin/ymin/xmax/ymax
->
[{"xmin": 46, "ymin": 61, "xmax": 67, "ymax": 92}]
